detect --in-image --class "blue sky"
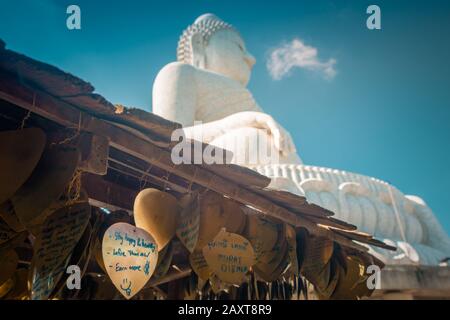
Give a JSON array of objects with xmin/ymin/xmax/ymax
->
[{"xmin": 1, "ymin": 0, "xmax": 449, "ymax": 234}]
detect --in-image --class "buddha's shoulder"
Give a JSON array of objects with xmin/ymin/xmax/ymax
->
[
  {"xmin": 155, "ymin": 62, "xmax": 197, "ymax": 80},
  {"xmin": 155, "ymin": 62, "xmax": 237, "ymax": 85}
]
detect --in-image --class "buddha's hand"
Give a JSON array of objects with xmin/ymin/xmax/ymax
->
[
  {"xmin": 251, "ymin": 112, "xmax": 297, "ymax": 156},
  {"xmin": 183, "ymin": 112, "xmax": 296, "ymax": 156}
]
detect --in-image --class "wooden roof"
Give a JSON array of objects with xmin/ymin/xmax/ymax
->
[{"xmin": 0, "ymin": 40, "xmax": 396, "ymax": 254}]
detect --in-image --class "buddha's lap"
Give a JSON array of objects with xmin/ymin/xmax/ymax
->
[
  {"xmin": 209, "ymin": 127, "xmax": 301, "ymax": 166},
  {"xmin": 250, "ymin": 163, "xmax": 428, "ymax": 244}
]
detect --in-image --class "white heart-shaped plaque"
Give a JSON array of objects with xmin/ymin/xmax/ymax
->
[{"xmin": 102, "ymin": 223, "xmax": 158, "ymax": 299}]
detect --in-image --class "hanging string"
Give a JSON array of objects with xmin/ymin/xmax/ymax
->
[
  {"xmin": 253, "ymin": 271, "xmax": 259, "ymax": 300},
  {"xmin": 50, "ymin": 113, "xmax": 82, "ymax": 147},
  {"xmin": 19, "ymin": 110, "xmax": 31, "ymax": 129},
  {"xmin": 66, "ymin": 169, "xmax": 82, "ymax": 204},
  {"xmin": 187, "ymin": 166, "xmax": 198, "ymax": 193},
  {"xmin": 139, "ymin": 163, "xmax": 154, "ymax": 190},
  {"xmin": 18, "ymin": 92, "xmax": 35, "ymax": 129},
  {"xmin": 162, "ymin": 171, "xmax": 172, "ymax": 190}
]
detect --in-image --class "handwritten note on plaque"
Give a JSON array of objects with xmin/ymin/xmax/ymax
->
[
  {"xmin": 30, "ymin": 202, "xmax": 90, "ymax": 300},
  {"xmin": 176, "ymin": 193, "xmax": 200, "ymax": 253},
  {"xmin": 102, "ymin": 223, "xmax": 158, "ymax": 299},
  {"xmin": 189, "ymin": 249, "xmax": 212, "ymax": 281},
  {"xmin": 301, "ymin": 236, "xmax": 334, "ymax": 281},
  {"xmin": 153, "ymin": 241, "xmax": 173, "ymax": 279},
  {"xmin": 202, "ymin": 229, "xmax": 255, "ymax": 285},
  {"xmin": 245, "ymin": 215, "xmax": 278, "ymax": 261}
]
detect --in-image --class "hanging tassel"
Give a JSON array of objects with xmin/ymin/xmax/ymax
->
[{"xmin": 253, "ymin": 272, "xmax": 259, "ymax": 300}]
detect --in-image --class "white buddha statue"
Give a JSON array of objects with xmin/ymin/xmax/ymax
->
[{"xmin": 152, "ymin": 13, "xmax": 450, "ymax": 265}]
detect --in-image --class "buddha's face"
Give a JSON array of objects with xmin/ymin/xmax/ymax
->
[{"xmin": 203, "ymin": 29, "xmax": 256, "ymax": 86}]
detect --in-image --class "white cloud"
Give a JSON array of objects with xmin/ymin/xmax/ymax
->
[{"xmin": 267, "ymin": 38, "xmax": 337, "ymax": 80}]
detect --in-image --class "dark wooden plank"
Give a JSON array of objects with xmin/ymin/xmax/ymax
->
[
  {"xmin": 0, "ymin": 48, "xmax": 94, "ymax": 96},
  {"xmin": 204, "ymin": 164, "xmax": 271, "ymax": 189}
]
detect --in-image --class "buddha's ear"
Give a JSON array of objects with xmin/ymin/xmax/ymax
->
[{"xmin": 190, "ymin": 33, "xmax": 206, "ymax": 68}]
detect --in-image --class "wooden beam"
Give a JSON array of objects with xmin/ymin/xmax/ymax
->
[{"xmin": 81, "ymin": 173, "xmax": 137, "ymax": 211}]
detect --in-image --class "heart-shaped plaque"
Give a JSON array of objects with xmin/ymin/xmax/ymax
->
[
  {"xmin": 0, "ymin": 128, "xmax": 46, "ymax": 204},
  {"xmin": 102, "ymin": 223, "xmax": 158, "ymax": 299},
  {"xmin": 202, "ymin": 229, "xmax": 255, "ymax": 285},
  {"xmin": 30, "ymin": 202, "xmax": 90, "ymax": 300},
  {"xmin": 176, "ymin": 193, "xmax": 200, "ymax": 253}
]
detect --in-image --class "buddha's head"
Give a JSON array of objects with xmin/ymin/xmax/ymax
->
[{"xmin": 177, "ymin": 14, "xmax": 256, "ymax": 86}]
